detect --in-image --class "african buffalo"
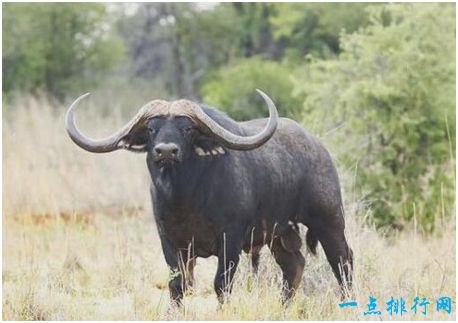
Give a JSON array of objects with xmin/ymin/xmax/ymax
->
[{"xmin": 65, "ymin": 90, "xmax": 353, "ymax": 304}]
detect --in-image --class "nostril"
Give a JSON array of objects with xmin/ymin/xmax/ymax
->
[{"xmin": 154, "ymin": 143, "xmax": 179, "ymax": 158}]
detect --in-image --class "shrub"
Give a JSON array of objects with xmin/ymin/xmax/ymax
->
[
  {"xmin": 200, "ymin": 57, "xmax": 302, "ymax": 120},
  {"xmin": 294, "ymin": 3, "xmax": 456, "ymax": 230}
]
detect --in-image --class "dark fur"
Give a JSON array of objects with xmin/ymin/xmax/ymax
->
[{"xmin": 132, "ymin": 106, "xmax": 353, "ymax": 304}]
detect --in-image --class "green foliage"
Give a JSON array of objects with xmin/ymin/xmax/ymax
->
[
  {"xmin": 232, "ymin": 3, "xmax": 277, "ymax": 58},
  {"xmin": 177, "ymin": 4, "xmax": 240, "ymax": 71},
  {"xmin": 3, "ymin": 2, "xmax": 455, "ymax": 232},
  {"xmin": 294, "ymin": 3, "xmax": 456, "ymax": 230},
  {"xmin": 3, "ymin": 3, "xmax": 125, "ymax": 99},
  {"xmin": 201, "ymin": 57, "xmax": 301, "ymax": 120},
  {"xmin": 270, "ymin": 3, "xmax": 374, "ymax": 60},
  {"xmin": 116, "ymin": 3, "xmax": 243, "ymax": 98}
]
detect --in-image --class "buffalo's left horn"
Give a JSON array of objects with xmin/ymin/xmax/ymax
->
[{"xmin": 193, "ymin": 89, "xmax": 279, "ymax": 150}]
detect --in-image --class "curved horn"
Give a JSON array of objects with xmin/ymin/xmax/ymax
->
[
  {"xmin": 65, "ymin": 93, "xmax": 166, "ymax": 153},
  {"xmin": 65, "ymin": 89, "xmax": 278, "ymax": 153},
  {"xmin": 193, "ymin": 89, "xmax": 279, "ymax": 150}
]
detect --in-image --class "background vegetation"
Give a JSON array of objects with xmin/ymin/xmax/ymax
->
[
  {"xmin": 4, "ymin": 2, "xmax": 454, "ymax": 231},
  {"xmin": 2, "ymin": 2, "xmax": 455, "ymax": 320}
]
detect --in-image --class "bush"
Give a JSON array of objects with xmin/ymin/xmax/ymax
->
[
  {"xmin": 200, "ymin": 57, "xmax": 302, "ymax": 120},
  {"xmin": 294, "ymin": 3, "xmax": 456, "ymax": 230}
]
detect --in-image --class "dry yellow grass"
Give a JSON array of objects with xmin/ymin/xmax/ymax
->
[{"xmin": 2, "ymin": 96, "xmax": 456, "ymax": 320}]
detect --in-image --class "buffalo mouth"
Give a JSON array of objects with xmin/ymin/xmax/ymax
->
[{"xmin": 155, "ymin": 156, "xmax": 181, "ymax": 168}]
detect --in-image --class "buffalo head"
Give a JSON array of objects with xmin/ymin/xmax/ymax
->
[{"xmin": 65, "ymin": 90, "xmax": 278, "ymax": 169}]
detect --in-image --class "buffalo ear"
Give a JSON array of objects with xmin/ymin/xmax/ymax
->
[
  {"xmin": 119, "ymin": 127, "xmax": 149, "ymax": 153},
  {"xmin": 193, "ymin": 136, "xmax": 227, "ymax": 157}
]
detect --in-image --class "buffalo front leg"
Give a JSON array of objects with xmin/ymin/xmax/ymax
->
[
  {"xmin": 177, "ymin": 249, "xmax": 196, "ymax": 293},
  {"xmin": 159, "ymin": 237, "xmax": 183, "ymax": 304},
  {"xmin": 214, "ymin": 232, "xmax": 243, "ymax": 304},
  {"xmin": 170, "ymin": 248, "xmax": 197, "ymax": 304},
  {"xmin": 160, "ymin": 237, "xmax": 195, "ymax": 304}
]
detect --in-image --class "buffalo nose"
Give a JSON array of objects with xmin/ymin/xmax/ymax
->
[{"xmin": 154, "ymin": 143, "xmax": 179, "ymax": 158}]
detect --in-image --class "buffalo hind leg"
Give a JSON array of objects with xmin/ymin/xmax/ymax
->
[
  {"xmin": 270, "ymin": 236, "xmax": 305, "ymax": 303},
  {"xmin": 314, "ymin": 225, "xmax": 353, "ymax": 298}
]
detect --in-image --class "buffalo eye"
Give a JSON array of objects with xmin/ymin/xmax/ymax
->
[{"xmin": 147, "ymin": 127, "xmax": 156, "ymax": 135}]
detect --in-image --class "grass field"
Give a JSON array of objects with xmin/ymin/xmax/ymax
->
[{"xmin": 2, "ymin": 96, "xmax": 456, "ymax": 320}]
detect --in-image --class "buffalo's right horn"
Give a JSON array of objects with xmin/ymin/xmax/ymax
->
[{"xmin": 65, "ymin": 94, "xmax": 168, "ymax": 153}]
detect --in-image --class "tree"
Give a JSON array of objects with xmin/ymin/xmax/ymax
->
[
  {"xmin": 3, "ymin": 3, "xmax": 124, "ymax": 99},
  {"xmin": 294, "ymin": 3, "xmax": 455, "ymax": 230},
  {"xmin": 270, "ymin": 3, "xmax": 374, "ymax": 61},
  {"xmin": 232, "ymin": 3, "xmax": 280, "ymax": 59},
  {"xmin": 201, "ymin": 57, "xmax": 302, "ymax": 120},
  {"xmin": 117, "ymin": 3, "xmax": 241, "ymax": 99}
]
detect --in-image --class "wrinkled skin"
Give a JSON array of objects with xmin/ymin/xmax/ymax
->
[{"xmin": 141, "ymin": 107, "xmax": 353, "ymax": 304}]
